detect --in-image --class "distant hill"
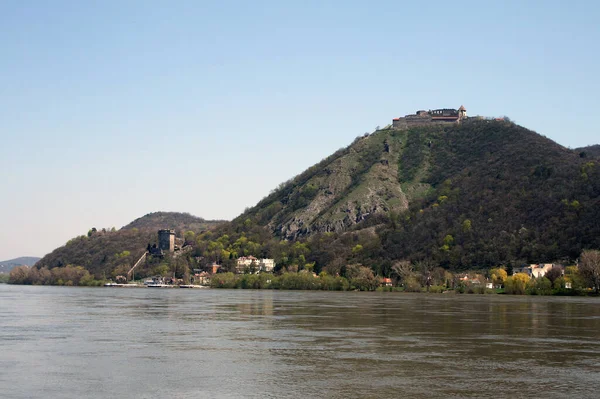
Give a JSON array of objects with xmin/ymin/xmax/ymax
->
[
  {"xmin": 575, "ymin": 145, "xmax": 600, "ymax": 159},
  {"xmin": 0, "ymin": 257, "xmax": 40, "ymax": 273},
  {"xmin": 35, "ymin": 212, "xmax": 223, "ymax": 279},
  {"xmin": 122, "ymin": 211, "xmax": 225, "ymax": 233}
]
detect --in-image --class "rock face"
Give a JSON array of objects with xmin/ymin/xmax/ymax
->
[{"xmin": 238, "ymin": 127, "xmax": 434, "ymax": 238}]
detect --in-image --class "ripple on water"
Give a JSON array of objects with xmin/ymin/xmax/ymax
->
[{"xmin": 1, "ymin": 286, "xmax": 600, "ymax": 399}]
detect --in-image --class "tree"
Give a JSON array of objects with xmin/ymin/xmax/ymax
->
[
  {"xmin": 391, "ymin": 260, "xmax": 413, "ymax": 283},
  {"xmin": 8, "ymin": 266, "xmax": 30, "ymax": 284},
  {"xmin": 505, "ymin": 272, "xmax": 529, "ymax": 295},
  {"xmin": 527, "ymin": 277, "xmax": 552, "ymax": 295},
  {"xmin": 184, "ymin": 230, "xmax": 196, "ymax": 245},
  {"xmin": 506, "ymin": 262, "xmax": 514, "ymax": 276},
  {"xmin": 462, "ymin": 219, "xmax": 472, "ymax": 232},
  {"xmin": 489, "ymin": 267, "xmax": 507, "ymax": 287},
  {"xmin": 579, "ymin": 250, "xmax": 600, "ymax": 294},
  {"xmin": 347, "ymin": 265, "xmax": 379, "ymax": 291},
  {"xmin": 544, "ymin": 266, "xmax": 563, "ymax": 285}
]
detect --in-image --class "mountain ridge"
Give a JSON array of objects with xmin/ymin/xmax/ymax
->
[{"xmin": 0, "ymin": 257, "xmax": 41, "ymax": 273}]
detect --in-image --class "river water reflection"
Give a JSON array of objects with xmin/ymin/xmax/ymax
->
[{"xmin": 1, "ymin": 285, "xmax": 599, "ymax": 398}]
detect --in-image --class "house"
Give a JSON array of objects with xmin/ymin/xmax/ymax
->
[
  {"xmin": 258, "ymin": 258, "xmax": 275, "ymax": 273},
  {"xmin": 381, "ymin": 277, "xmax": 393, "ymax": 287},
  {"xmin": 193, "ymin": 271, "xmax": 211, "ymax": 285},
  {"xmin": 458, "ymin": 274, "xmax": 484, "ymax": 285},
  {"xmin": 236, "ymin": 256, "xmax": 259, "ymax": 273},
  {"xmin": 515, "ymin": 264, "xmax": 556, "ymax": 278},
  {"xmin": 236, "ymin": 257, "xmax": 276, "ymax": 273},
  {"xmin": 531, "ymin": 264, "xmax": 554, "ymax": 278},
  {"xmin": 209, "ymin": 263, "xmax": 221, "ymax": 274}
]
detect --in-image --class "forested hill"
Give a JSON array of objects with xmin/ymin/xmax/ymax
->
[
  {"xmin": 35, "ymin": 212, "xmax": 223, "ymax": 278},
  {"xmin": 122, "ymin": 211, "xmax": 225, "ymax": 232},
  {"xmin": 228, "ymin": 119, "xmax": 599, "ymax": 269}
]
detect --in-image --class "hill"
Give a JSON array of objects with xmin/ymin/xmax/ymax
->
[
  {"xmin": 575, "ymin": 145, "xmax": 600, "ymax": 159},
  {"xmin": 228, "ymin": 119, "xmax": 600, "ymax": 270},
  {"xmin": 34, "ymin": 212, "xmax": 224, "ymax": 279},
  {"xmin": 122, "ymin": 211, "xmax": 225, "ymax": 233},
  {"xmin": 0, "ymin": 257, "xmax": 40, "ymax": 273},
  {"xmin": 25, "ymin": 120, "xmax": 600, "ymax": 282}
]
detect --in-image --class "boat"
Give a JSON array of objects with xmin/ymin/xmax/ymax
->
[
  {"xmin": 179, "ymin": 284, "xmax": 207, "ymax": 288},
  {"xmin": 144, "ymin": 276, "xmax": 172, "ymax": 287},
  {"xmin": 146, "ymin": 283, "xmax": 171, "ymax": 288}
]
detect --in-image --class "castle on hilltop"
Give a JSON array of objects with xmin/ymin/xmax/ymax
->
[{"xmin": 392, "ymin": 105, "xmax": 467, "ymax": 128}]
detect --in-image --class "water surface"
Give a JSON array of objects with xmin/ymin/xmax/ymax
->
[{"xmin": 1, "ymin": 285, "xmax": 599, "ymax": 398}]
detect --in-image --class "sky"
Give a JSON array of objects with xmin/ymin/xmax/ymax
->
[{"xmin": 1, "ymin": 0, "xmax": 599, "ymax": 260}]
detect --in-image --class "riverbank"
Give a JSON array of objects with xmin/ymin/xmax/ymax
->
[{"xmin": 209, "ymin": 272, "xmax": 591, "ymax": 296}]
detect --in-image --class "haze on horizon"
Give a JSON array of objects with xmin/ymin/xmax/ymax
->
[{"xmin": 1, "ymin": 0, "xmax": 599, "ymax": 260}]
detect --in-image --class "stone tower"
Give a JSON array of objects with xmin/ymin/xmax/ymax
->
[{"xmin": 158, "ymin": 229, "xmax": 175, "ymax": 253}]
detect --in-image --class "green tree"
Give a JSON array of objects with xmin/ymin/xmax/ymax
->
[
  {"xmin": 527, "ymin": 277, "xmax": 552, "ymax": 295},
  {"xmin": 462, "ymin": 219, "xmax": 472, "ymax": 232}
]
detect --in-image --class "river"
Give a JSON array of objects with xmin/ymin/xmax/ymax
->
[{"xmin": 1, "ymin": 285, "xmax": 599, "ymax": 398}]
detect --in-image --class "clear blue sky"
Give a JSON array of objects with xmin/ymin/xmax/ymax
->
[{"xmin": 1, "ymin": 0, "xmax": 599, "ymax": 260}]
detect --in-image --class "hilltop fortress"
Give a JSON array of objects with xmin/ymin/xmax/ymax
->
[{"xmin": 392, "ymin": 105, "xmax": 467, "ymax": 128}]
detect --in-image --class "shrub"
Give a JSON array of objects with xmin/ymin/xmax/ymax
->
[{"xmin": 526, "ymin": 277, "xmax": 552, "ymax": 295}]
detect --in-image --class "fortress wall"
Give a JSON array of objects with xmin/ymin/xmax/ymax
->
[{"xmin": 392, "ymin": 118, "xmax": 407, "ymax": 129}]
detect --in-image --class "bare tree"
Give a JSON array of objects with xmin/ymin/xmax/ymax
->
[
  {"xmin": 580, "ymin": 250, "xmax": 600, "ymax": 294},
  {"xmin": 391, "ymin": 260, "xmax": 413, "ymax": 283},
  {"xmin": 414, "ymin": 260, "xmax": 436, "ymax": 289}
]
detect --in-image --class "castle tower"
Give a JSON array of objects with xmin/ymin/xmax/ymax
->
[
  {"xmin": 158, "ymin": 229, "xmax": 175, "ymax": 253},
  {"xmin": 458, "ymin": 105, "xmax": 467, "ymax": 120}
]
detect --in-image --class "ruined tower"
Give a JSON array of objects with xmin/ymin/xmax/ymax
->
[{"xmin": 158, "ymin": 229, "xmax": 175, "ymax": 253}]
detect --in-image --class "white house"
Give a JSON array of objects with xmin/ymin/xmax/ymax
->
[
  {"xmin": 529, "ymin": 264, "xmax": 554, "ymax": 278},
  {"xmin": 258, "ymin": 258, "xmax": 275, "ymax": 273},
  {"xmin": 235, "ymin": 257, "xmax": 275, "ymax": 273},
  {"xmin": 236, "ymin": 256, "xmax": 258, "ymax": 273},
  {"xmin": 514, "ymin": 264, "xmax": 556, "ymax": 278}
]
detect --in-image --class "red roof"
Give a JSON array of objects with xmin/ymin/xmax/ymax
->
[{"xmin": 459, "ymin": 105, "xmax": 466, "ymax": 111}]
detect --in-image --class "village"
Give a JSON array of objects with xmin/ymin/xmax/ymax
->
[
  {"xmin": 98, "ymin": 229, "xmax": 585, "ymax": 293},
  {"xmin": 103, "ymin": 230, "xmax": 580, "ymax": 293}
]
